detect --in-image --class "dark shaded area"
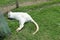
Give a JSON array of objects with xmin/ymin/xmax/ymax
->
[{"xmin": 8, "ymin": 18, "xmax": 15, "ymax": 20}]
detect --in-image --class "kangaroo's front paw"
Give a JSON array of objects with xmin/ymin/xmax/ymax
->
[{"xmin": 16, "ymin": 28, "xmax": 20, "ymax": 32}]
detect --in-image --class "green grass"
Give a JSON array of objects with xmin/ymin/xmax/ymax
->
[
  {"xmin": 4, "ymin": 3, "xmax": 60, "ymax": 40},
  {"xmin": 11, "ymin": 0, "xmax": 60, "ymax": 12},
  {"xmin": 0, "ymin": 0, "xmax": 60, "ymax": 7},
  {"xmin": 0, "ymin": 0, "xmax": 33, "ymax": 6},
  {"xmin": 0, "ymin": 0, "xmax": 46, "ymax": 7},
  {"xmin": 0, "ymin": 0, "xmax": 15, "ymax": 6}
]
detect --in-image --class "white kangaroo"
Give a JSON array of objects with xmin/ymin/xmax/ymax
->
[{"xmin": 8, "ymin": 11, "xmax": 39, "ymax": 35}]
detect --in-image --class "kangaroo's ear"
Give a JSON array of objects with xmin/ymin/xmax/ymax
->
[
  {"xmin": 9, "ymin": 11, "xmax": 12, "ymax": 13},
  {"xmin": 7, "ymin": 11, "xmax": 12, "ymax": 13},
  {"xmin": 8, "ymin": 11, "xmax": 13, "ymax": 14}
]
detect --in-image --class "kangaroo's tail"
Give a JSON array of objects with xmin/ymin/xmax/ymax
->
[{"xmin": 31, "ymin": 19, "xmax": 39, "ymax": 35}]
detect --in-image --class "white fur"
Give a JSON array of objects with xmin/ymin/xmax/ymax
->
[{"xmin": 8, "ymin": 11, "xmax": 39, "ymax": 35}]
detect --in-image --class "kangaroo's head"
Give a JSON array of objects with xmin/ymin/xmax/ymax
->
[{"xmin": 8, "ymin": 11, "xmax": 14, "ymax": 20}]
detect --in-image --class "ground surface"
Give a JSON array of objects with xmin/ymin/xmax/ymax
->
[
  {"xmin": 4, "ymin": 2, "xmax": 60, "ymax": 40},
  {"xmin": 0, "ymin": 0, "xmax": 60, "ymax": 40},
  {"xmin": 0, "ymin": 0, "xmax": 49, "ymax": 13},
  {"xmin": 0, "ymin": 0, "xmax": 60, "ymax": 13},
  {"xmin": 0, "ymin": 0, "xmax": 49, "ymax": 6}
]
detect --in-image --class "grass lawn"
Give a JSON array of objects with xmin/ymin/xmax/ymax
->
[
  {"xmin": 4, "ymin": 3, "xmax": 60, "ymax": 40},
  {"xmin": 0, "ymin": 0, "xmax": 47, "ymax": 6},
  {"xmin": 0, "ymin": 0, "xmax": 60, "ymax": 6},
  {"xmin": 0, "ymin": 0, "xmax": 32, "ymax": 6},
  {"xmin": 0, "ymin": 0, "xmax": 15, "ymax": 6}
]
